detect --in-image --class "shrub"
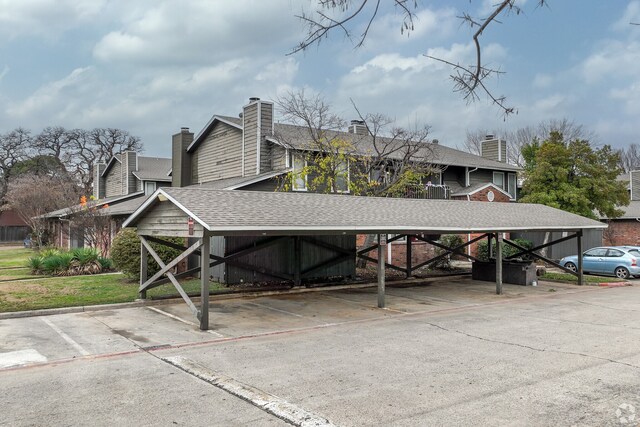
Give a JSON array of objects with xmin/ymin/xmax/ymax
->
[
  {"xmin": 110, "ymin": 228, "xmax": 184, "ymax": 279},
  {"xmin": 41, "ymin": 255, "xmax": 64, "ymax": 275},
  {"xmin": 28, "ymin": 256, "xmax": 43, "ymax": 274},
  {"xmin": 71, "ymin": 248, "xmax": 99, "ymax": 265},
  {"xmin": 39, "ymin": 247, "xmax": 61, "ymax": 258},
  {"xmin": 98, "ymin": 257, "xmax": 114, "ymax": 271},
  {"xmin": 433, "ymin": 234, "xmax": 465, "ymax": 270},
  {"xmin": 477, "ymin": 238, "xmax": 534, "ymax": 262}
]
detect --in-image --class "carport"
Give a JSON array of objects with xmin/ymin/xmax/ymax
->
[{"xmin": 123, "ymin": 188, "xmax": 606, "ymax": 330}]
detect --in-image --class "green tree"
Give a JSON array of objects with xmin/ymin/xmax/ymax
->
[{"xmin": 520, "ymin": 131, "xmax": 628, "ymax": 220}]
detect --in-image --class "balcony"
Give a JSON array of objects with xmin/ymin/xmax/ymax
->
[{"xmin": 400, "ymin": 184, "xmax": 450, "ymax": 200}]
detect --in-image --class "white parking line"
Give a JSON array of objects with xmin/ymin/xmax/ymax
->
[
  {"xmin": 147, "ymin": 307, "xmax": 224, "ymax": 337},
  {"xmin": 0, "ymin": 349, "xmax": 47, "ymax": 369},
  {"xmin": 163, "ymin": 356, "xmax": 337, "ymax": 427},
  {"xmin": 41, "ymin": 317, "xmax": 90, "ymax": 356},
  {"xmin": 246, "ymin": 301, "xmax": 306, "ymax": 318}
]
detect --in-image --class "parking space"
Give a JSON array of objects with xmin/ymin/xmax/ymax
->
[{"xmin": 1, "ymin": 278, "xmax": 639, "ymax": 426}]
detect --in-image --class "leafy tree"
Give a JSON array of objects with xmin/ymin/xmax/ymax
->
[
  {"xmin": 110, "ymin": 228, "xmax": 183, "ymax": 279},
  {"xmin": 520, "ymin": 131, "xmax": 628, "ymax": 220},
  {"xmin": 275, "ymin": 91, "xmax": 438, "ymax": 197}
]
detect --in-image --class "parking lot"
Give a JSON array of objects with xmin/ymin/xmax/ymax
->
[{"xmin": 1, "ymin": 278, "xmax": 639, "ymax": 426}]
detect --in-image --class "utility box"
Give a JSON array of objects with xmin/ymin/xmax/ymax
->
[{"xmin": 472, "ymin": 261, "xmax": 537, "ymax": 286}]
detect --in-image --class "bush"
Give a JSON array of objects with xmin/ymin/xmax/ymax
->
[
  {"xmin": 110, "ymin": 228, "xmax": 185, "ymax": 279},
  {"xmin": 27, "ymin": 247, "xmax": 113, "ymax": 276},
  {"xmin": 433, "ymin": 234, "xmax": 465, "ymax": 270},
  {"xmin": 477, "ymin": 238, "xmax": 533, "ymax": 262}
]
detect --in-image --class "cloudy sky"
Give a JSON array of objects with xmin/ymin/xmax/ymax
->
[{"xmin": 1, "ymin": 0, "xmax": 639, "ymax": 157}]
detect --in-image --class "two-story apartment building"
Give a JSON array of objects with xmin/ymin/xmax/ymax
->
[
  {"xmin": 168, "ymin": 97, "xmax": 520, "ymax": 282},
  {"xmin": 46, "ymin": 152, "xmax": 171, "ymax": 251}
]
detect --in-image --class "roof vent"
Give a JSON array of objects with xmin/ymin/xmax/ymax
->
[
  {"xmin": 239, "ymin": 112, "xmax": 243, "ymax": 118},
  {"xmin": 249, "ymin": 97, "xmax": 260, "ymax": 103},
  {"xmin": 432, "ymin": 139, "xmax": 439, "ymax": 144},
  {"xmin": 485, "ymin": 134, "xmax": 495, "ymax": 140},
  {"xmin": 180, "ymin": 127, "xmax": 189, "ymax": 133}
]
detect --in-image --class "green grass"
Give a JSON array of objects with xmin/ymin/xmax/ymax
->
[
  {"xmin": 0, "ymin": 246, "xmax": 227, "ymax": 312},
  {"xmin": 0, "ymin": 273, "xmax": 225, "ymax": 313},
  {"xmin": 541, "ymin": 272, "xmax": 626, "ymax": 284},
  {"xmin": 0, "ymin": 248, "xmax": 33, "ymax": 268}
]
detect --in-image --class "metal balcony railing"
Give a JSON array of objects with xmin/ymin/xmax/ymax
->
[{"xmin": 401, "ymin": 184, "xmax": 450, "ymax": 200}]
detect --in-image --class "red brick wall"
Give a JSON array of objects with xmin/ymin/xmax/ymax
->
[
  {"xmin": 0, "ymin": 210, "xmax": 27, "ymax": 227},
  {"xmin": 603, "ymin": 220, "xmax": 640, "ymax": 246}
]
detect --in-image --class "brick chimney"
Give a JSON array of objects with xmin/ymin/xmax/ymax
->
[
  {"xmin": 93, "ymin": 162, "xmax": 107, "ymax": 199},
  {"xmin": 348, "ymin": 120, "xmax": 368, "ymax": 136},
  {"xmin": 242, "ymin": 97, "xmax": 274, "ymax": 176},
  {"xmin": 480, "ymin": 134, "xmax": 507, "ymax": 163},
  {"xmin": 172, "ymin": 127, "xmax": 194, "ymax": 187}
]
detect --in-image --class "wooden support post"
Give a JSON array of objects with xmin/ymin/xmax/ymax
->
[
  {"xmin": 378, "ymin": 234, "xmax": 386, "ymax": 308},
  {"xmin": 488, "ymin": 233, "xmax": 493, "ymax": 259},
  {"xmin": 293, "ymin": 236, "xmax": 302, "ymax": 286},
  {"xmin": 200, "ymin": 234, "xmax": 210, "ymax": 331},
  {"xmin": 577, "ymin": 229, "xmax": 584, "ymax": 286},
  {"xmin": 139, "ymin": 241, "xmax": 148, "ymax": 300},
  {"xmin": 496, "ymin": 233, "xmax": 503, "ymax": 295},
  {"xmin": 406, "ymin": 235, "xmax": 412, "ymax": 278}
]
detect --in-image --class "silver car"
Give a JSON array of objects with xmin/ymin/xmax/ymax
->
[{"xmin": 559, "ymin": 246, "xmax": 640, "ymax": 279}]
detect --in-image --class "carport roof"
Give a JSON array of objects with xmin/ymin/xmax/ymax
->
[{"xmin": 124, "ymin": 187, "xmax": 607, "ymax": 236}]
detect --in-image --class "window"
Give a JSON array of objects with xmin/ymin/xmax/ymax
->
[
  {"xmin": 335, "ymin": 160, "xmax": 349, "ymax": 193},
  {"xmin": 507, "ymin": 173, "xmax": 517, "ymax": 199},
  {"xmin": 584, "ymin": 248, "xmax": 608, "ymax": 257},
  {"xmin": 144, "ymin": 181, "xmax": 156, "ymax": 195},
  {"xmin": 370, "ymin": 167, "xmax": 388, "ymax": 184},
  {"xmin": 606, "ymin": 249, "xmax": 624, "ymax": 257},
  {"xmin": 292, "ymin": 155, "xmax": 306, "ymax": 191},
  {"xmin": 492, "ymin": 171, "xmax": 505, "ymax": 190}
]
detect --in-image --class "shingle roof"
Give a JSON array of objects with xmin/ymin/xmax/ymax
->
[
  {"xmin": 133, "ymin": 156, "xmax": 172, "ymax": 181},
  {"xmin": 451, "ymin": 182, "xmax": 511, "ymax": 198},
  {"xmin": 42, "ymin": 192, "xmax": 144, "ymax": 219},
  {"xmin": 186, "ymin": 170, "xmax": 287, "ymax": 190},
  {"xmin": 272, "ymin": 123, "xmax": 520, "ymax": 172},
  {"xmin": 605, "ymin": 201, "xmax": 640, "ymax": 220},
  {"xmin": 125, "ymin": 188, "xmax": 605, "ymax": 234}
]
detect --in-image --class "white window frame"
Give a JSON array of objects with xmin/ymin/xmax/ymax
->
[
  {"xmin": 492, "ymin": 171, "xmax": 505, "ymax": 190},
  {"xmin": 507, "ymin": 173, "xmax": 517, "ymax": 199},
  {"xmin": 292, "ymin": 154, "xmax": 307, "ymax": 191},
  {"xmin": 144, "ymin": 181, "xmax": 156, "ymax": 195},
  {"xmin": 335, "ymin": 159, "xmax": 350, "ymax": 194}
]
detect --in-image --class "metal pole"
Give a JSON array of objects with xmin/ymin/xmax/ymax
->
[
  {"xmin": 378, "ymin": 234, "xmax": 386, "ymax": 308},
  {"xmin": 496, "ymin": 233, "xmax": 503, "ymax": 295},
  {"xmin": 200, "ymin": 235, "xmax": 211, "ymax": 330},
  {"xmin": 139, "ymin": 240, "xmax": 148, "ymax": 300},
  {"xmin": 577, "ymin": 229, "xmax": 584, "ymax": 286},
  {"xmin": 406, "ymin": 235, "xmax": 412, "ymax": 278}
]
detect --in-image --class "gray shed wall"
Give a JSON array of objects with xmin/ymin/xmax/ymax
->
[
  {"xmin": 191, "ymin": 122, "xmax": 243, "ymax": 184},
  {"xmin": 511, "ymin": 230, "xmax": 603, "ymax": 260}
]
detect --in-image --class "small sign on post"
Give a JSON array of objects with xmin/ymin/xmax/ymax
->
[
  {"xmin": 188, "ymin": 217, "xmax": 194, "ymax": 236},
  {"xmin": 379, "ymin": 234, "xmax": 387, "ymax": 245}
]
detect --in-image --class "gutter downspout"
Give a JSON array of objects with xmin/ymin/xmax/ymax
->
[
  {"xmin": 467, "ymin": 195, "xmax": 472, "ymax": 257},
  {"xmin": 466, "ymin": 167, "xmax": 478, "ymax": 187}
]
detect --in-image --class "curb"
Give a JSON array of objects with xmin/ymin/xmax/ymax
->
[
  {"xmin": 598, "ymin": 282, "xmax": 632, "ymax": 287},
  {"xmin": 0, "ymin": 274, "xmax": 470, "ymax": 320}
]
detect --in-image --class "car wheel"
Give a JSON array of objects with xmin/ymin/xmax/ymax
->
[
  {"xmin": 615, "ymin": 266, "xmax": 630, "ymax": 279},
  {"xmin": 565, "ymin": 262, "xmax": 577, "ymax": 273}
]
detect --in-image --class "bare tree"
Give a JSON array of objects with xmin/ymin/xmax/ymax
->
[
  {"xmin": 0, "ymin": 128, "xmax": 30, "ymax": 201},
  {"xmin": 464, "ymin": 119, "xmax": 596, "ymax": 168},
  {"xmin": 292, "ymin": 0, "xmax": 547, "ymax": 117},
  {"xmin": 617, "ymin": 143, "xmax": 640, "ymax": 172},
  {"xmin": 274, "ymin": 90, "xmax": 437, "ymax": 196},
  {"xmin": 3, "ymin": 174, "xmax": 80, "ymax": 247},
  {"xmin": 69, "ymin": 197, "xmax": 114, "ymax": 257}
]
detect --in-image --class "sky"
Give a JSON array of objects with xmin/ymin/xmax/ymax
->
[{"xmin": 1, "ymin": 0, "xmax": 640, "ymax": 157}]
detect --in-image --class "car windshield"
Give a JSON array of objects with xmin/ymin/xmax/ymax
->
[{"xmin": 628, "ymin": 249, "xmax": 640, "ymax": 257}]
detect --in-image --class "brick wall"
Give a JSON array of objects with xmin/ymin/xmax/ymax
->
[{"xmin": 603, "ymin": 220, "xmax": 640, "ymax": 246}]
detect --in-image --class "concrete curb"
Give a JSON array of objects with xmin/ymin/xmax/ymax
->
[
  {"xmin": 0, "ymin": 275, "xmax": 470, "ymax": 320},
  {"xmin": 598, "ymin": 282, "xmax": 632, "ymax": 287}
]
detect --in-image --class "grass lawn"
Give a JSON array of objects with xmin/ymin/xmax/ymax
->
[
  {"xmin": 541, "ymin": 272, "xmax": 626, "ymax": 284},
  {"xmin": 0, "ymin": 247, "xmax": 226, "ymax": 313}
]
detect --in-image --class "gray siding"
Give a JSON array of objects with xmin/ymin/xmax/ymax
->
[
  {"xmin": 224, "ymin": 235, "xmax": 356, "ymax": 284},
  {"xmin": 121, "ymin": 152, "xmax": 137, "ymax": 194},
  {"xmin": 271, "ymin": 145, "xmax": 288, "ymax": 171},
  {"xmin": 511, "ymin": 230, "xmax": 602, "ymax": 260},
  {"xmin": 469, "ymin": 169, "xmax": 493, "ymax": 186},
  {"xmin": 243, "ymin": 103, "xmax": 258, "ymax": 176},
  {"xmin": 442, "ymin": 166, "xmax": 464, "ymax": 187},
  {"xmin": 631, "ymin": 171, "xmax": 640, "ymax": 201},
  {"xmin": 191, "ymin": 122, "xmax": 243, "ymax": 184},
  {"xmin": 136, "ymin": 201, "xmax": 203, "ymax": 238},
  {"xmin": 240, "ymin": 178, "xmax": 280, "ymax": 192},
  {"xmin": 105, "ymin": 162, "xmax": 123, "ymax": 198},
  {"xmin": 259, "ymin": 105, "xmax": 273, "ymax": 174}
]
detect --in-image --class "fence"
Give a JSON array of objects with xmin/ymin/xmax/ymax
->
[
  {"xmin": 401, "ymin": 184, "xmax": 450, "ymax": 200},
  {"xmin": 511, "ymin": 229, "xmax": 603, "ymax": 260},
  {"xmin": 0, "ymin": 226, "xmax": 29, "ymax": 243}
]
